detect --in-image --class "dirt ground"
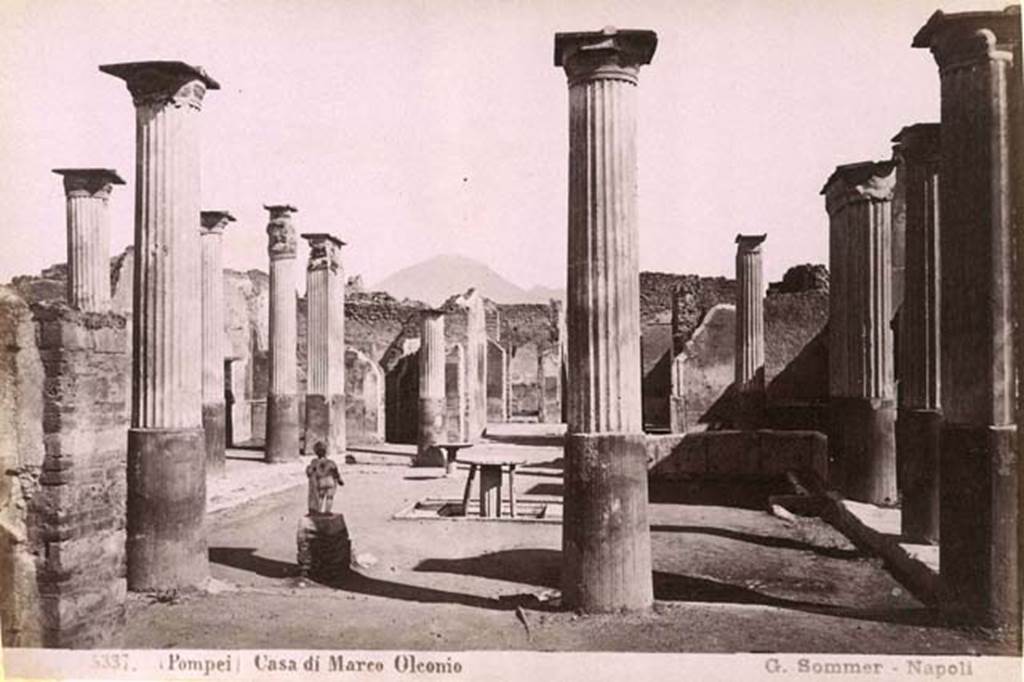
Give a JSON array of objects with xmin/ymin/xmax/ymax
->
[{"xmin": 124, "ymin": 428, "xmax": 1015, "ymax": 655}]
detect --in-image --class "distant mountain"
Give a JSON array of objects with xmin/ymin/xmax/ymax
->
[{"xmin": 373, "ymin": 254, "xmax": 565, "ymax": 306}]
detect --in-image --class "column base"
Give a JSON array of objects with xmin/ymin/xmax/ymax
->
[
  {"xmin": 733, "ymin": 386, "xmax": 765, "ymax": 430},
  {"xmin": 561, "ymin": 433, "xmax": 653, "ymax": 613},
  {"xmin": 830, "ymin": 397, "xmax": 897, "ymax": 505},
  {"xmin": 202, "ymin": 402, "xmax": 226, "ymax": 475},
  {"xmin": 265, "ymin": 393, "xmax": 299, "ymax": 463},
  {"xmin": 415, "ymin": 397, "xmax": 446, "ymax": 467},
  {"xmin": 939, "ymin": 423, "xmax": 1019, "ymax": 632},
  {"xmin": 304, "ymin": 394, "xmax": 346, "ymax": 458},
  {"xmin": 127, "ymin": 428, "xmax": 208, "ymax": 591},
  {"xmin": 896, "ymin": 408, "xmax": 941, "ymax": 544}
]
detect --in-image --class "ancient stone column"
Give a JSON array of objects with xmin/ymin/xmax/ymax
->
[
  {"xmin": 556, "ymin": 27, "xmax": 657, "ymax": 613},
  {"xmin": 914, "ymin": 7, "xmax": 1020, "ymax": 630},
  {"xmin": 822, "ymin": 161, "xmax": 898, "ymax": 506},
  {"xmin": 416, "ymin": 309, "xmax": 446, "ymax": 467},
  {"xmin": 199, "ymin": 211, "xmax": 235, "ymax": 475},
  {"xmin": 52, "ymin": 168, "xmax": 125, "ymax": 312},
  {"xmin": 264, "ymin": 205, "xmax": 299, "ymax": 463},
  {"xmin": 302, "ymin": 233, "xmax": 346, "ymax": 458},
  {"xmin": 891, "ymin": 124, "xmax": 941, "ymax": 545},
  {"xmin": 100, "ymin": 60, "xmax": 219, "ymax": 590},
  {"xmin": 734, "ymin": 234, "xmax": 766, "ymax": 428}
]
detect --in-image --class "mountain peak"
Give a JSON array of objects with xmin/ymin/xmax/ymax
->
[{"xmin": 373, "ymin": 255, "xmax": 564, "ymax": 306}]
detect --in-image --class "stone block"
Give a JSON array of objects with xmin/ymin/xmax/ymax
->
[
  {"xmin": 296, "ymin": 513, "xmax": 351, "ymax": 582},
  {"xmin": 705, "ymin": 431, "xmax": 758, "ymax": 476},
  {"xmin": 758, "ymin": 430, "xmax": 804, "ymax": 476}
]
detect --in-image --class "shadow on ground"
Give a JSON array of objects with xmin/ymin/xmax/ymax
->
[{"xmin": 209, "ymin": 538, "xmax": 941, "ymax": 629}]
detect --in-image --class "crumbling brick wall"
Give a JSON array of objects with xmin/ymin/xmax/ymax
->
[{"xmin": 0, "ymin": 288, "xmax": 129, "ymax": 647}]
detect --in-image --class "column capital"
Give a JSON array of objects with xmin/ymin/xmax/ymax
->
[
  {"xmin": 821, "ymin": 161, "xmax": 897, "ymax": 216},
  {"xmin": 735, "ymin": 234, "xmax": 767, "ymax": 252},
  {"xmin": 100, "ymin": 61, "xmax": 220, "ymax": 110},
  {"xmin": 52, "ymin": 168, "xmax": 125, "ymax": 198},
  {"xmin": 912, "ymin": 7, "xmax": 1020, "ymax": 72},
  {"xmin": 892, "ymin": 124, "xmax": 941, "ymax": 165},
  {"xmin": 420, "ymin": 307, "xmax": 446, "ymax": 320},
  {"xmin": 265, "ymin": 204, "xmax": 298, "ymax": 260},
  {"xmin": 200, "ymin": 210, "xmax": 236, "ymax": 234},
  {"xmin": 300, "ymin": 232, "xmax": 345, "ymax": 272},
  {"xmin": 555, "ymin": 27, "xmax": 657, "ymax": 86}
]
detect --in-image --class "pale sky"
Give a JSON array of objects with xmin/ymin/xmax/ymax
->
[{"xmin": 0, "ymin": 0, "xmax": 1007, "ymax": 292}]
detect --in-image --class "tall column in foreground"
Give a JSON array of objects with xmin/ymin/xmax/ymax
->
[
  {"xmin": 302, "ymin": 233, "xmax": 347, "ymax": 458},
  {"xmin": 891, "ymin": 124, "xmax": 941, "ymax": 544},
  {"xmin": 200, "ymin": 211, "xmax": 235, "ymax": 474},
  {"xmin": 264, "ymin": 205, "xmax": 300, "ymax": 463},
  {"xmin": 822, "ymin": 161, "xmax": 898, "ymax": 506},
  {"xmin": 914, "ymin": 7, "xmax": 1020, "ymax": 630},
  {"xmin": 734, "ymin": 233, "xmax": 766, "ymax": 428},
  {"xmin": 53, "ymin": 168, "xmax": 125, "ymax": 312},
  {"xmin": 556, "ymin": 27, "xmax": 657, "ymax": 612},
  {"xmin": 100, "ymin": 60, "xmax": 220, "ymax": 590},
  {"xmin": 416, "ymin": 309, "xmax": 446, "ymax": 467}
]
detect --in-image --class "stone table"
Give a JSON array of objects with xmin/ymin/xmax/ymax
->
[{"xmin": 457, "ymin": 451, "xmax": 532, "ymax": 518}]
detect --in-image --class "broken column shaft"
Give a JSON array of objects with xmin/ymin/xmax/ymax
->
[
  {"xmin": 302, "ymin": 232, "xmax": 346, "ymax": 458},
  {"xmin": 891, "ymin": 124, "xmax": 941, "ymax": 544},
  {"xmin": 914, "ymin": 6, "xmax": 1021, "ymax": 630},
  {"xmin": 734, "ymin": 233, "xmax": 766, "ymax": 428},
  {"xmin": 200, "ymin": 210, "xmax": 235, "ymax": 474},
  {"xmin": 823, "ymin": 161, "xmax": 898, "ymax": 505},
  {"xmin": 53, "ymin": 168, "xmax": 125, "ymax": 312},
  {"xmin": 556, "ymin": 27, "xmax": 657, "ymax": 613},
  {"xmin": 416, "ymin": 309, "xmax": 446, "ymax": 467},
  {"xmin": 265, "ymin": 205, "xmax": 300, "ymax": 463},
  {"xmin": 100, "ymin": 60, "xmax": 219, "ymax": 590}
]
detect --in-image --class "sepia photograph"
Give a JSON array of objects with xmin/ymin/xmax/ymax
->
[{"xmin": 0, "ymin": 0, "xmax": 1021, "ymax": 680}]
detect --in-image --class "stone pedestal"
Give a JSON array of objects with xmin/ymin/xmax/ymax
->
[
  {"xmin": 52, "ymin": 168, "xmax": 125, "ymax": 312},
  {"xmin": 101, "ymin": 60, "xmax": 219, "ymax": 591},
  {"xmin": 734, "ymin": 234, "xmax": 766, "ymax": 429},
  {"xmin": 200, "ymin": 211, "xmax": 235, "ymax": 475},
  {"xmin": 891, "ymin": 123, "xmax": 941, "ymax": 543},
  {"xmin": 556, "ymin": 27, "xmax": 657, "ymax": 613},
  {"xmin": 296, "ymin": 514, "xmax": 351, "ymax": 582},
  {"xmin": 479, "ymin": 466, "xmax": 502, "ymax": 517},
  {"xmin": 416, "ymin": 309, "xmax": 446, "ymax": 467},
  {"xmin": 302, "ymin": 233, "xmax": 346, "ymax": 458},
  {"xmin": 822, "ymin": 161, "xmax": 898, "ymax": 505},
  {"xmin": 265, "ymin": 205, "xmax": 299, "ymax": 463},
  {"xmin": 914, "ymin": 7, "xmax": 1020, "ymax": 630}
]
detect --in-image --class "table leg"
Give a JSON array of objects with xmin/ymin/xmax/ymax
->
[
  {"xmin": 509, "ymin": 465, "xmax": 517, "ymax": 518},
  {"xmin": 461, "ymin": 464, "xmax": 476, "ymax": 516},
  {"xmin": 480, "ymin": 465, "xmax": 502, "ymax": 518},
  {"xmin": 444, "ymin": 448, "xmax": 453, "ymax": 476}
]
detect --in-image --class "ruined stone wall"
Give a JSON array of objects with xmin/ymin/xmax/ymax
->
[
  {"xmin": 668, "ymin": 286, "xmax": 830, "ymax": 434},
  {"xmin": 0, "ymin": 288, "xmax": 129, "ymax": 647},
  {"xmin": 346, "ymin": 348, "xmax": 384, "ymax": 444}
]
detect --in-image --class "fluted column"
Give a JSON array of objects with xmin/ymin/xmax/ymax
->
[
  {"xmin": 200, "ymin": 210, "xmax": 235, "ymax": 474},
  {"xmin": 914, "ymin": 7, "xmax": 1020, "ymax": 630},
  {"xmin": 556, "ymin": 27, "xmax": 656, "ymax": 613},
  {"xmin": 101, "ymin": 60, "xmax": 219, "ymax": 590},
  {"xmin": 822, "ymin": 161, "xmax": 898, "ymax": 506},
  {"xmin": 416, "ymin": 309, "xmax": 446, "ymax": 467},
  {"xmin": 301, "ymin": 232, "xmax": 346, "ymax": 458},
  {"xmin": 459, "ymin": 290, "xmax": 487, "ymax": 440},
  {"xmin": 734, "ymin": 234, "xmax": 766, "ymax": 428},
  {"xmin": 891, "ymin": 125, "xmax": 941, "ymax": 544},
  {"xmin": 52, "ymin": 168, "xmax": 125, "ymax": 312},
  {"xmin": 264, "ymin": 205, "xmax": 299, "ymax": 463}
]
